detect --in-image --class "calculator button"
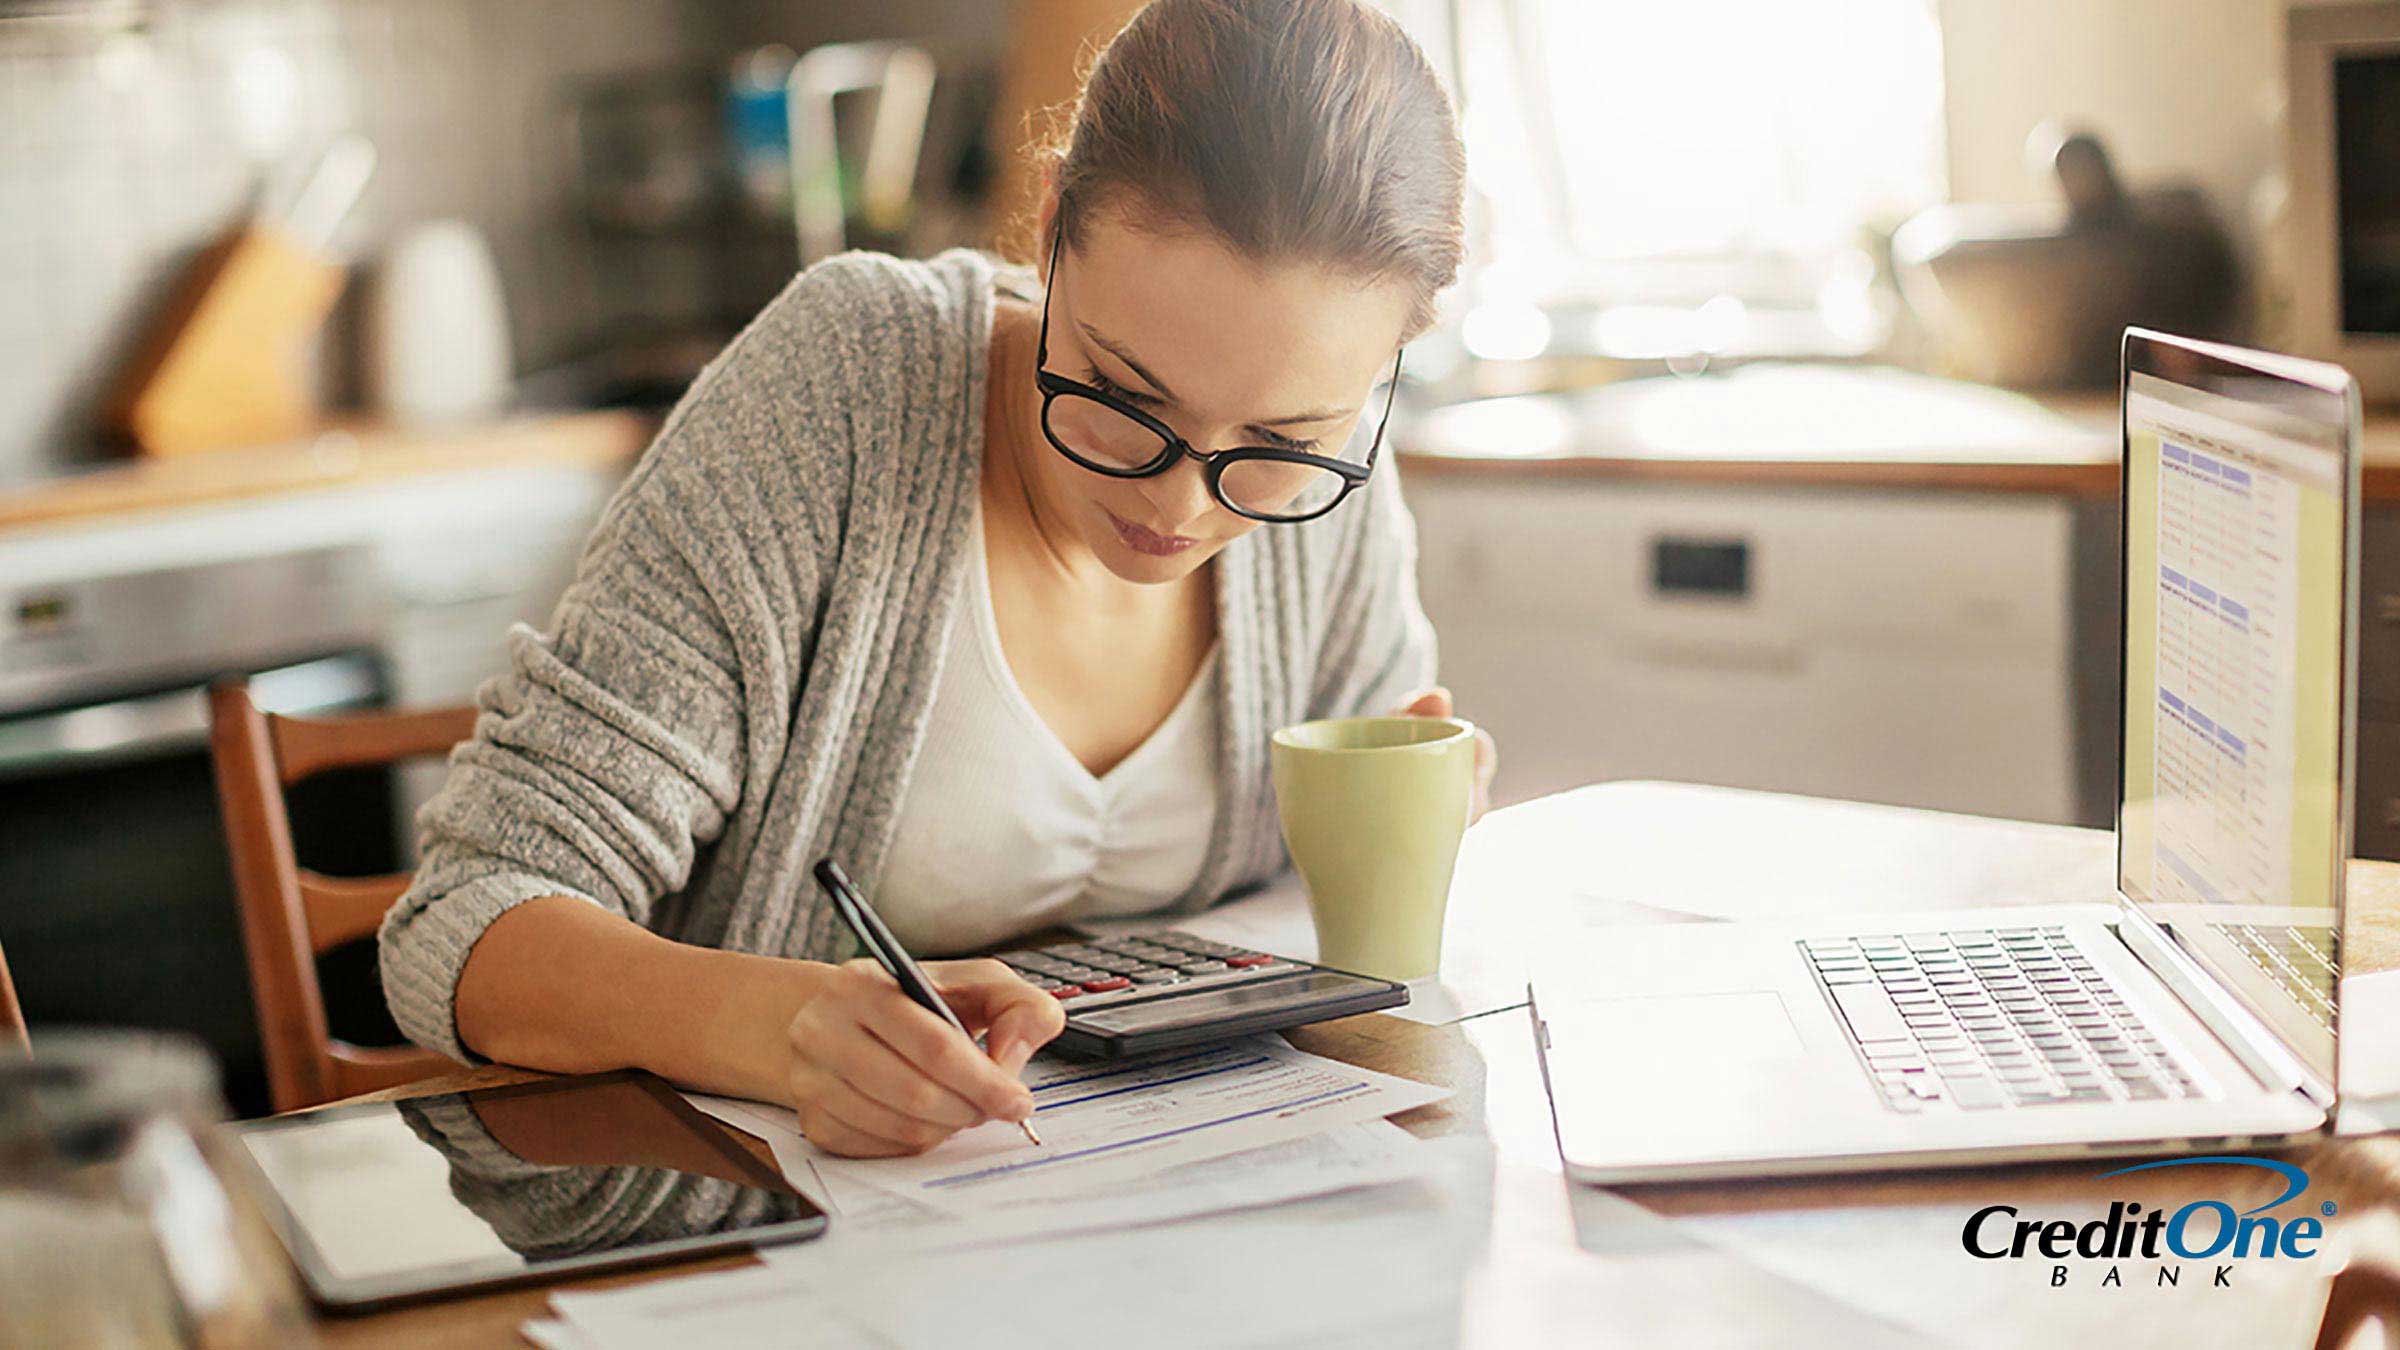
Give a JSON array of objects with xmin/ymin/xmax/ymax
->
[
  {"xmin": 1050, "ymin": 986, "xmax": 1083, "ymax": 999},
  {"xmin": 1176, "ymin": 960, "xmax": 1226, "ymax": 973},
  {"xmin": 1224, "ymin": 954, "xmax": 1274, "ymax": 968},
  {"xmin": 1080, "ymin": 977, "xmax": 1132, "ymax": 993},
  {"xmin": 1130, "ymin": 970, "xmax": 1179, "ymax": 984}
]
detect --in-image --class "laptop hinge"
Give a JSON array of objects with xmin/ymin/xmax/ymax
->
[{"xmin": 2114, "ymin": 910, "xmax": 2330, "ymax": 1108}]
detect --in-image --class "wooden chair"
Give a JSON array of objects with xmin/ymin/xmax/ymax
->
[
  {"xmin": 0, "ymin": 935, "xmax": 26, "ymax": 1052},
  {"xmin": 208, "ymin": 681, "xmax": 476, "ymax": 1112}
]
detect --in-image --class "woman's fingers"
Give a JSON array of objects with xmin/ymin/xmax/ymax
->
[
  {"xmin": 793, "ymin": 1098, "xmax": 918, "ymax": 1158},
  {"xmin": 799, "ymin": 1064, "xmax": 964, "ymax": 1152},
  {"xmin": 1392, "ymin": 685, "xmax": 1495, "ymax": 819},
  {"xmin": 784, "ymin": 961, "xmax": 1051, "ymax": 1158},
  {"xmin": 816, "ymin": 1026, "xmax": 988, "ymax": 1129},
  {"xmin": 848, "ymin": 972, "xmax": 1037, "ymax": 1122},
  {"xmin": 983, "ymin": 998, "xmax": 1064, "ymax": 1074},
  {"xmin": 1470, "ymin": 725, "xmax": 1498, "ymax": 821},
  {"xmin": 789, "ymin": 965, "xmax": 989, "ymax": 1129},
  {"xmin": 930, "ymin": 959, "xmax": 1068, "ymax": 1070}
]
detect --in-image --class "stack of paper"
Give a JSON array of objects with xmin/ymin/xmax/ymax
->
[
  {"xmin": 525, "ymin": 1038, "xmax": 1465, "ymax": 1347},
  {"xmin": 537, "ymin": 1145, "xmax": 1492, "ymax": 1350},
  {"xmin": 691, "ymin": 1037, "xmax": 1446, "ymax": 1215}
]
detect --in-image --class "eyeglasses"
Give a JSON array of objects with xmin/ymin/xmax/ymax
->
[{"xmin": 1034, "ymin": 231, "xmax": 1402, "ymax": 524}]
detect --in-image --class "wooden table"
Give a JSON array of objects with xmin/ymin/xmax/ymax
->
[{"xmin": 304, "ymin": 783, "xmax": 2400, "ymax": 1346}]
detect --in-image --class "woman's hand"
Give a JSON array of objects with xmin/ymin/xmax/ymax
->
[
  {"xmin": 1393, "ymin": 686, "xmax": 1497, "ymax": 822},
  {"xmin": 783, "ymin": 957, "xmax": 1067, "ymax": 1158}
]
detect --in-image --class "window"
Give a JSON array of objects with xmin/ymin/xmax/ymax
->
[{"xmin": 1398, "ymin": 0, "xmax": 1948, "ymax": 358}]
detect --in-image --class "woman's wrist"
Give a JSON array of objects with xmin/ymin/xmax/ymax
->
[
  {"xmin": 458, "ymin": 896, "xmax": 832, "ymax": 1105},
  {"xmin": 654, "ymin": 943, "xmax": 831, "ymax": 1103}
]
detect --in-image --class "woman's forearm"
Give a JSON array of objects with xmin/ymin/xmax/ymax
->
[{"xmin": 452, "ymin": 895, "xmax": 817, "ymax": 1103}]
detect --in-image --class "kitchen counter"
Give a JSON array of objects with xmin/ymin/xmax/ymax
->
[
  {"xmin": 0, "ymin": 411, "xmax": 658, "ymax": 535},
  {"xmin": 1397, "ymin": 364, "xmax": 2400, "ymax": 499}
]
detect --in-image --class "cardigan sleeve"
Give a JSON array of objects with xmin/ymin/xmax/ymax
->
[
  {"xmin": 1307, "ymin": 454, "xmax": 1440, "ymax": 722},
  {"xmin": 376, "ymin": 261, "xmax": 871, "ymax": 1064}
]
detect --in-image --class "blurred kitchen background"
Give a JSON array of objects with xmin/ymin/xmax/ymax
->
[{"xmin": 1, "ymin": 0, "xmax": 2396, "ymax": 1112}]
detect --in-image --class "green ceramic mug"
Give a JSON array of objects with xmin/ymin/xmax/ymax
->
[{"xmin": 1269, "ymin": 715, "xmax": 1476, "ymax": 981}]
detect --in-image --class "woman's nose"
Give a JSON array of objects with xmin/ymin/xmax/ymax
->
[{"xmin": 1140, "ymin": 454, "xmax": 1221, "ymax": 529}]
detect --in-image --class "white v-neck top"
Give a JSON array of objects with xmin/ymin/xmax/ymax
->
[{"xmin": 876, "ymin": 505, "xmax": 1221, "ymax": 955}]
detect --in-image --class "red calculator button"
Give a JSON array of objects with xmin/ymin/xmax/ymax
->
[
  {"xmin": 1050, "ymin": 986, "xmax": 1083, "ymax": 999},
  {"xmin": 1081, "ymin": 977, "xmax": 1132, "ymax": 992},
  {"xmin": 1224, "ymin": 954, "xmax": 1274, "ymax": 968}
]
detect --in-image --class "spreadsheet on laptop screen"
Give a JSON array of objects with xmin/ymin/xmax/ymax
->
[{"xmin": 2118, "ymin": 367, "xmax": 2348, "ymax": 1068}]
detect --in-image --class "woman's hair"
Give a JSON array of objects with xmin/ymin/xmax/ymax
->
[{"xmin": 1040, "ymin": 0, "xmax": 1466, "ymax": 335}]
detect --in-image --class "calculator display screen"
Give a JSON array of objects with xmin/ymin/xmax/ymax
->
[{"xmin": 1072, "ymin": 972, "xmax": 1373, "ymax": 1033}]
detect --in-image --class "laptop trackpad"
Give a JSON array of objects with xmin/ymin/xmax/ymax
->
[{"xmin": 1556, "ymin": 990, "xmax": 1808, "ymax": 1073}]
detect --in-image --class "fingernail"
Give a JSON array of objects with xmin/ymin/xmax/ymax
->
[{"xmin": 1010, "ymin": 1093, "xmax": 1034, "ymax": 1121}]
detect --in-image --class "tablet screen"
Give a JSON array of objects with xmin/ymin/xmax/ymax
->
[{"xmin": 233, "ymin": 1072, "xmax": 825, "ymax": 1307}]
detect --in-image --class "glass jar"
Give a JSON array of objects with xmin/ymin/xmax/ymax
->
[{"xmin": 0, "ymin": 1031, "xmax": 313, "ymax": 1348}]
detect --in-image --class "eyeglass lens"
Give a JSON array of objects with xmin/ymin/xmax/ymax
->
[{"xmin": 1040, "ymin": 392, "xmax": 1352, "ymax": 520}]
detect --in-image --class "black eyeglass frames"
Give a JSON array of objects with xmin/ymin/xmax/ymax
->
[{"xmin": 1033, "ymin": 231, "xmax": 1402, "ymax": 524}]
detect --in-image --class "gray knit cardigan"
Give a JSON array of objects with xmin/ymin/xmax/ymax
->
[{"xmin": 378, "ymin": 248, "xmax": 1437, "ymax": 1063}]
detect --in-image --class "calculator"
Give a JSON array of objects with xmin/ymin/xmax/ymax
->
[{"xmin": 997, "ymin": 931, "xmax": 1409, "ymax": 1059}]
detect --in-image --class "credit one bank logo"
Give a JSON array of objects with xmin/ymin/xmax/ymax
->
[{"xmin": 1960, "ymin": 1157, "xmax": 2331, "ymax": 1288}]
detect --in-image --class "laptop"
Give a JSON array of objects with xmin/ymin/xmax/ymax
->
[{"xmin": 1530, "ymin": 329, "xmax": 2362, "ymax": 1182}]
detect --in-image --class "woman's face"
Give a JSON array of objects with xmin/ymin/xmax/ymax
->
[{"xmin": 1031, "ymin": 214, "xmax": 1415, "ymax": 585}]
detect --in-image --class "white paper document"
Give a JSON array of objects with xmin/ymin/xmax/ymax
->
[
  {"xmin": 809, "ymin": 1120, "xmax": 1428, "ymax": 1255},
  {"xmin": 547, "ymin": 1139, "xmax": 1489, "ymax": 1350},
  {"xmin": 691, "ymin": 1085, "xmax": 1433, "ymax": 1251},
  {"xmin": 688, "ymin": 1037, "xmax": 1446, "ymax": 1214},
  {"xmin": 860, "ymin": 1038, "xmax": 1444, "ymax": 1206}
]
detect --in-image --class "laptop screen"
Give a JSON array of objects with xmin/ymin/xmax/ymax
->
[{"xmin": 2117, "ymin": 333, "xmax": 2356, "ymax": 1081}]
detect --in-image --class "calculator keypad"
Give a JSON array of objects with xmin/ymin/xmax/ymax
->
[{"xmin": 998, "ymin": 932, "xmax": 1303, "ymax": 1008}]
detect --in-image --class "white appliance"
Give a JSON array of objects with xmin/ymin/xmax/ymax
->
[
  {"xmin": 365, "ymin": 220, "xmax": 514, "ymax": 425},
  {"xmin": 1531, "ymin": 332, "xmax": 2359, "ymax": 1182},
  {"xmin": 1405, "ymin": 366, "xmax": 2099, "ymax": 825},
  {"xmin": 1412, "ymin": 480, "xmax": 2078, "ymax": 821}
]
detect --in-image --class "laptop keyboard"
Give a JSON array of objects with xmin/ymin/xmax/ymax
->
[
  {"xmin": 2211, "ymin": 923, "xmax": 2337, "ymax": 1032},
  {"xmin": 1802, "ymin": 926, "xmax": 2201, "ymax": 1113}
]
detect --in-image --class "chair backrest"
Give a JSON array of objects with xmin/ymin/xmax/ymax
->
[
  {"xmin": 0, "ymin": 935, "xmax": 25, "ymax": 1052},
  {"xmin": 208, "ymin": 681, "xmax": 475, "ymax": 1112}
]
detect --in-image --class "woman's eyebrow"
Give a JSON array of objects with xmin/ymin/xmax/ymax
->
[
  {"xmin": 1079, "ymin": 321, "xmax": 1354, "ymax": 428},
  {"xmin": 1078, "ymin": 323, "xmax": 1178, "ymax": 399}
]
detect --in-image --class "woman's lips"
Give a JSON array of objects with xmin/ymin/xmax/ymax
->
[{"xmin": 1105, "ymin": 509, "xmax": 1197, "ymax": 557}]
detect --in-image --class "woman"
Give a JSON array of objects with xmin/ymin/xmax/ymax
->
[{"xmin": 380, "ymin": 0, "xmax": 1490, "ymax": 1160}]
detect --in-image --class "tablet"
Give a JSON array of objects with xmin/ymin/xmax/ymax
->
[{"xmin": 231, "ymin": 1071, "xmax": 827, "ymax": 1312}]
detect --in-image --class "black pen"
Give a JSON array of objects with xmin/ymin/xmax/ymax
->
[{"xmin": 812, "ymin": 858, "xmax": 1042, "ymax": 1146}]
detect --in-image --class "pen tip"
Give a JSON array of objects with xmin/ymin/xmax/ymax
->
[{"xmin": 1022, "ymin": 1120, "xmax": 1043, "ymax": 1146}]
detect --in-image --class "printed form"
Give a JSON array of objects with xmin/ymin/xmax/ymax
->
[
  {"xmin": 691, "ymin": 1037, "xmax": 1446, "ymax": 1213},
  {"xmin": 2145, "ymin": 414, "xmax": 2303, "ymax": 907}
]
